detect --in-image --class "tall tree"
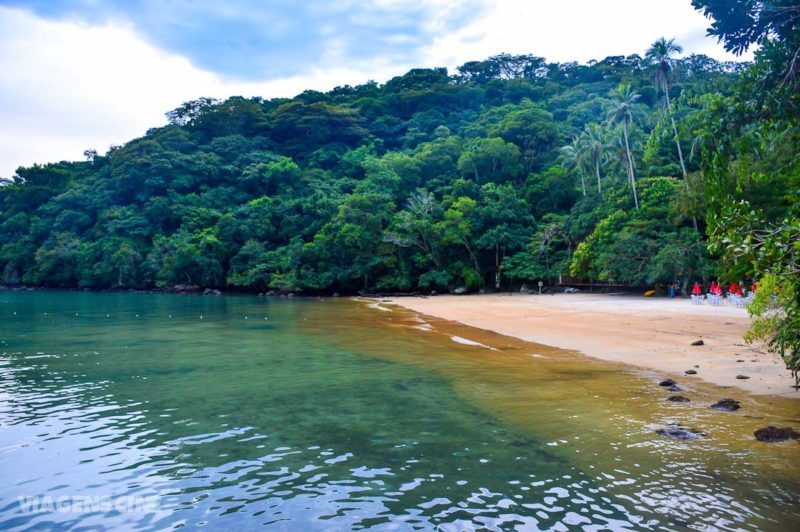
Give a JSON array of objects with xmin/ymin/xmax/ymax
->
[
  {"xmin": 577, "ymin": 124, "xmax": 609, "ymax": 195},
  {"xmin": 646, "ymin": 37, "xmax": 697, "ymax": 229},
  {"xmin": 606, "ymin": 84, "xmax": 641, "ymax": 209},
  {"xmin": 691, "ymin": 0, "xmax": 800, "ymax": 384},
  {"xmin": 646, "ymin": 38, "xmax": 688, "ymax": 180},
  {"xmin": 558, "ymin": 141, "xmax": 587, "ymax": 197}
]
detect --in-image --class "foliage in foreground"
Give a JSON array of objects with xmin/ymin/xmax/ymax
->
[{"xmin": 691, "ymin": 0, "xmax": 800, "ymax": 383}]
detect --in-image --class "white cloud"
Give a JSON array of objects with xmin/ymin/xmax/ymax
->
[
  {"xmin": 421, "ymin": 0, "xmax": 746, "ymax": 68},
  {"xmin": 0, "ymin": 1, "xmax": 746, "ymax": 179},
  {"xmin": 0, "ymin": 6, "xmax": 405, "ymax": 178}
]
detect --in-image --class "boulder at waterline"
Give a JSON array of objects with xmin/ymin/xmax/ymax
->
[
  {"xmin": 710, "ymin": 399, "xmax": 741, "ymax": 412},
  {"xmin": 656, "ymin": 425, "xmax": 704, "ymax": 440},
  {"xmin": 754, "ymin": 427, "xmax": 800, "ymax": 442},
  {"xmin": 668, "ymin": 396, "xmax": 691, "ymax": 402}
]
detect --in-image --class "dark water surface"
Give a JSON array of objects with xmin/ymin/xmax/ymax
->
[{"xmin": 0, "ymin": 291, "xmax": 798, "ymax": 530}]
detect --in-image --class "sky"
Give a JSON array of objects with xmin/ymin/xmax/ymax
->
[{"xmin": 0, "ymin": 0, "xmax": 746, "ymax": 179}]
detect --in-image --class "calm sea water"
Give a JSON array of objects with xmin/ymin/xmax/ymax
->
[{"xmin": 0, "ymin": 291, "xmax": 798, "ymax": 530}]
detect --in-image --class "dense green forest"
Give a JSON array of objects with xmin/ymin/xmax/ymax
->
[
  {"xmin": 0, "ymin": 47, "xmax": 744, "ymax": 294},
  {"xmin": 0, "ymin": 1, "xmax": 797, "ymax": 379}
]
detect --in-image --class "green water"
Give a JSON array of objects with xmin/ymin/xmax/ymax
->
[{"xmin": 0, "ymin": 291, "xmax": 798, "ymax": 530}]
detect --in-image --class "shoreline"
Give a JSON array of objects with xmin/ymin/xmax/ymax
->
[{"xmin": 384, "ymin": 293, "xmax": 799, "ymax": 400}]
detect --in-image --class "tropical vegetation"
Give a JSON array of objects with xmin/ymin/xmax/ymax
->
[{"xmin": 0, "ymin": 1, "xmax": 797, "ymax": 379}]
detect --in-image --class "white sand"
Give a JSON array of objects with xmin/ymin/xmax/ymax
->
[{"xmin": 386, "ymin": 293, "xmax": 799, "ymax": 399}]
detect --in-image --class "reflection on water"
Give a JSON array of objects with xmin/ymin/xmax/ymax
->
[{"xmin": 0, "ymin": 291, "xmax": 798, "ymax": 530}]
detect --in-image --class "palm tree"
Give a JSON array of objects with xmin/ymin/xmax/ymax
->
[
  {"xmin": 558, "ymin": 141, "xmax": 587, "ymax": 197},
  {"xmin": 578, "ymin": 123, "xmax": 609, "ymax": 195},
  {"xmin": 646, "ymin": 37, "xmax": 688, "ymax": 176},
  {"xmin": 647, "ymin": 37, "xmax": 696, "ymax": 227},
  {"xmin": 607, "ymin": 84, "xmax": 641, "ymax": 209}
]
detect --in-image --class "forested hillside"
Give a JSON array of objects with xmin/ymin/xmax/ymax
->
[{"xmin": 0, "ymin": 48, "xmax": 748, "ymax": 294}]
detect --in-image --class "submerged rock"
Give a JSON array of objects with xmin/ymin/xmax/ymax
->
[
  {"xmin": 736, "ymin": 374, "xmax": 750, "ymax": 380},
  {"xmin": 710, "ymin": 398, "xmax": 741, "ymax": 412},
  {"xmin": 668, "ymin": 395, "xmax": 691, "ymax": 402},
  {"xmin": 668, "ymin": 384, "xmax": 683, "ymax": 392},
  {"xmin": 656, "ymin": 424, "xmax": 704, "ymax": 440},
  {"xmin": 685, "ymin": 369, "xmax": 698, "ymax": 375},
  {"xmin": 659, "ymin": 379, "xmax": 677, "ymax": 387},
  {"xmin": 754, "ymin": 426, "xmax": 800, "ymax": 442},
  {"xmin": 691, "ymin": 340, "xmax": 704, "ymax": 346}
]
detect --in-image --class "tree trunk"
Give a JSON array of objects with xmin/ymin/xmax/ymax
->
[
  {"xmin": 580, "ymin": 174, "xmax": 586, "ymax": 196},
  {"xmin": 595, "ymin": 157, "xmax": 602, "ymax": 194},
  {"xmin": 622, "ymin": 121, "xmax": 639, "ymax": 210},
  {"xmin": 464, "ymin": 240, "xmax": 480, "ymax": 276},
  {"xmin": 495, "ymin": 243, "xmax": 501, "ymax": 289}
]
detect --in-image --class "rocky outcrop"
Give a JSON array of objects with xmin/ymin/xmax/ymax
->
[
  {"xmin": 656, "ymin": 425, "xmax": 704, "ymax": 440},
  {"xmin": 754, "ymin": 426, "xmax": 800, "ymax": 442},
  {"xmin": 710, "ymin": 398, "xmax": 740, "ymax": 412},
  {"xmin": 668, "ymin": 395, "xmax": 690, "ymax": 402}
]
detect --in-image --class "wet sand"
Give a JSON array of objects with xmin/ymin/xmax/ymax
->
[{"xmin": 384, "ymin": 293, "xmax": 799, "ymax": 399}]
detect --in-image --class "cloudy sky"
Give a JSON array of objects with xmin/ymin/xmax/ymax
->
[{"xmin": 0, "ymin": 0, "xmax": 744, "ymax": 179}]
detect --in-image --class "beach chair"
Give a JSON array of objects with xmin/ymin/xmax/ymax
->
[
  {"xmin": 691, "ymin": 294, "xmax": 704, "ymax": 304},
  {"xmin": 728, "ymin": 294, "xmax": 745, "ymax": 308}
]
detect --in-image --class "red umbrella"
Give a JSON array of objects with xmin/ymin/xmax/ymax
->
[{"xmin": 692, "ymin": 282, "xmax": 702, "ymax": 295}]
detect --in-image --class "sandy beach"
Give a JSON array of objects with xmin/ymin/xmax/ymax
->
[{"xmin": 386, "ymin": 293, "xmax": 799, "ymax": 399}]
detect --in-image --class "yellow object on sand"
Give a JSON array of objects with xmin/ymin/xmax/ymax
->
[{"xmin": 644, "ymin": 290, "xmax": 656, "ymax": 297}]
